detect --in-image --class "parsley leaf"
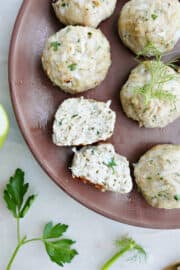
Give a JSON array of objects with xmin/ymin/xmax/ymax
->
[
  {"xmin": 151, "ymin": 14, "xmax": 158, "ymax": 20},
  {"xmin": 105, "ymin": 158, "xmax": 117, "ymax": 173},
  {"xmin": 43, "ymin": 222, "xmax": 78, "ymax": 267},
  {"xmin": 4, "ymin": 169, "xmax": 78, "ymax": 270},
  {"xmin": 174, "ymin": 194, "xmax": 180, "ymax": 201},
  {"xmin": 88, "ymin": 32, "xmax": 92, "ymax": 38},
  {"xmin": 45, "ymin": 238, "xmax": 78, "ymax": 267},
  {"xmin": 20, "ymin": 195, "xmax": 36, "ymax": 218},
  {"xmin": 3, "ymin": 168, "xmax": 36, "ymax": 218},
  {"xmin": 50, "ymin": 41, "xmax": 61, "ymax": 51},
  {"xmin": 68, "ymin": 63, "xmax": 77, "ymax": 71},
  {"xmin": 43, "ymin": 222, "xmax": 68, "ymax": 239}
]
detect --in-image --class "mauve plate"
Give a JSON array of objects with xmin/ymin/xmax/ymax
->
[{"xmin": 9, "ymin": 0, "xmax": 180, "ymax": 229}]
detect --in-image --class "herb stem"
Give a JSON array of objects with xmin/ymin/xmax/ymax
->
[
  {"xmin": 101, "ymin": 246, "xmax": 130, "ymax": 270},
  {"xmin": 17, "ymin": 217, "xmax": 20, "ymax": 243},
  {"xmin": 24, "ymin": 237, "xmax": 43, "ymax": 244},
  {"xmin": 6, "ymin": 236, "xmax": 42, "ymax": 270},
  {"xmin": 6, "ymin": 237, "xmax": 26, "ymax": 270}
]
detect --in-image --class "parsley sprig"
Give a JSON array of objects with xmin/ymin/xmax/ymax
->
[
  {"xmin": 101, "ymin": 236, "xmax": 147, "ymax": 270},
  {"xmin": 4, "ymin": 169, "xmax": 78, "ymax": 270}
]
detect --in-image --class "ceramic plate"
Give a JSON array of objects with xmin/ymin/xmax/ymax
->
[{"xmin": 9, "ymin": 0, "xmax": 180, "ymax": 228}]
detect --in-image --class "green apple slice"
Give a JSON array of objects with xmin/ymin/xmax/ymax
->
[{"xmin": 0, "ymin": 104, "xmax": 9, "ymax": 148}]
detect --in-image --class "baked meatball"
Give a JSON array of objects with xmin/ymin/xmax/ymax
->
[
  {"xmin": 71, "ymin": 143, "xmax": 133, "ymax": 193},
  {"xmin": 42, "ymin": 26, "xmax": 111, "ymax": 94},
  {"xmin": 134, "ymin": 144, "xmax": 180, "ymax": 209},
  {"xmin": 118, "ymin": 0, "xmax": 180, "ymax": 56},
  {"xmin": 120, "ymin": 61, "xmax": 180, "ymax": 128},
  {"xmin": 52, "ymin": 0, "xmax": 117, "ymax": 28}
]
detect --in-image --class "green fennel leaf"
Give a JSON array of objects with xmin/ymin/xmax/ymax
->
[
  {"xmin": 137, "ymin": 41, "xmax": 161, "ymax": 58},
  {"xmin": 43, "ymin": 222, "xmax": 68, "ymax": 239},
  {"xmin": 3, "ymin": 169, "xmax": 35, "ymax": 218},
  {"xmin": 134, "ymin": 60, "xmax": 176, "ymax": 105},
  {"xmin": 101, "ymin": 236, "xmax": 147, "ymax": 270},
  {"xmin": 45, "ymin": 238, "xmax": 78, "ymax": 266}
]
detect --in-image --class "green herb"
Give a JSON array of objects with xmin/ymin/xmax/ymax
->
[
  {"xmin": 151, "ymin": 14, "xmax": 158, "ymax": 20},
  {"xmin": 4, "ymin": 169, "xmax": 36, "ymax": 221},
  {"xmin": 50, "ymin": 41, "xmax": 61, "ymax": 51},
  {"xmin": 88, "ymin": 32, "xmax": 92, "ymax": 38},
  {"xmin": 174, "ymin": 194, "xmax": 180, "ymax": 201},
  {"xmin": 134, "ymin": 59, "xmax": 176, "ymax": 105},
  {"xmin": 105, "ymin": 158, "xmax": 117, "ymax": 173},
  {"xmin": 137, "ymin": 41, "xmax": 161, "ymax": 58},
  {"xmin": 101, "ymin": 236, "xmax": 147, "ymax": 270},
  {"xmin": 68, "ymin": 63, "xmax": 77, "ymax": 71},
  {"xmin": 72, "ymin": 114, "xmax": 78, "ymax": 118},
  {"xmin": 146, "ymin": 177, "xmax": 152, "ymax": 180},
  {"xmin": 4, "ymin": 169, "xmax": 78, "ymax": 270},
  {"xmin": 61, "ymin": 3, "xmax": 67, "ymax": 7},
  {"xmin": 166, "ymin": 57, "xmax": 180, "ymax": 72}
]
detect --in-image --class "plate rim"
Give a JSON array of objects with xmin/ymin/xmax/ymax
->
[{"xmin": 8, "ymin": 0, "xmax": 180, "ymax": 230}]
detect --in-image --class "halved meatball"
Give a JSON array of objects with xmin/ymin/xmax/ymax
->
[
  {"xmin": 52, "ymin": 98, "xmax": 116, "ymax": 146},
  {"xmin": 71, "ymin": 143, "xmax": 133, "ymax": 193}
]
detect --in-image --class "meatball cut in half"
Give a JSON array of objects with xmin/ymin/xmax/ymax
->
[
  {"xmin": 52, "ymin": 0, "xmax": 117, "ymax": 28},
  {"xmin": 52, "ymin": 98, "xmax": 116, "ymax": 146},
  {"xmin": 42, "ymin": 26, "xmax": 111, "ymax": 94},
  {"xmin": 134, "ymin": 144, "xmax": 180, "ymax": 209},
  {"xmin": 118, "ymin": 0, "xmax": 180, "ymax": 56},
  {"xmin": 120, "ymin": 61, "xmax": 180, "ymax": 128},
  {"xmin": 71, "ymin": 143, "xmax": 133, "ymax": 193}
]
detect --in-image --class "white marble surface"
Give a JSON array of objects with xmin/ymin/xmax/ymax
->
[{"xmin": 0, "ymin": 1, "xmax": 180, "ymax": 270}]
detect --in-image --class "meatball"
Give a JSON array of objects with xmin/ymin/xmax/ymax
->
[
  {"xmin": 71, "ymin": 143, "xmax": 133, "ymax": 193},
  {"xmin": 52, "ymin": 97, "xmax": 116, "ymax": 146},
  {"xmin": 118, "ymin": 0, "xmax": 180, "ymax": 56},
  {"xmin": 120, "ymin": 61, "xmax": 180, "ymax": 128},
  {"xmin": 42, "ymin": 26, "xmax": 111, "ymax": 94},
  {"xmin": 134, "ymin": 144, "xmax": 180, "ymax": 209},
  {"xmin": 52, "ymin": 0, "xmax": 117, "ymax": 28}
]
